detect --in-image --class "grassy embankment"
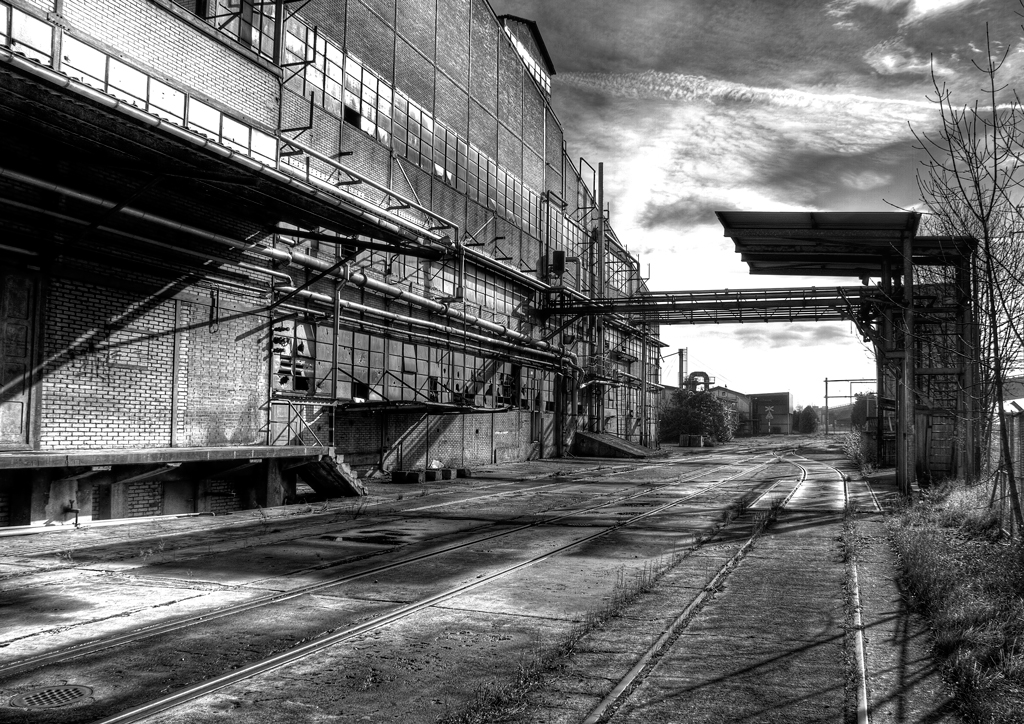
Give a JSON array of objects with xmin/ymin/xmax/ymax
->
[{"xmin": 887, "ymin": 478, "xmax": 1024, "ymax": 722}]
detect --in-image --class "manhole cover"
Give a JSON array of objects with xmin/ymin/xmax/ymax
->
[{"xmin": 10, "ymin": 685, "xmax": 93, "ymax": 708}]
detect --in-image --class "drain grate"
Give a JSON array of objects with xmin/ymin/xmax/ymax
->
[{"xmin": 9, "ymin": 685, "xmax": 93, "ymax": 709}]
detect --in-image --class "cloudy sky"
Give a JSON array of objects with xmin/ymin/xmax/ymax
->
[{"xmin": 491, "ymin": 0, "xmax": 1024, "ymax": 408}]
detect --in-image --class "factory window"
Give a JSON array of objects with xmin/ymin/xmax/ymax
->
[
  {"xmin": 6, "ymin": 6, "xmax": 52, "ymax": 65},
  {"xmin": 504, "ymin": 27, "xmax": 550, "ymax": 94},
  {"xmin": 185, "ymin": 0, "xmax": 276, "ymax": 60},
  {"xmin": 58, "ymin": 34, "xmax": 274, "ymax": 163},
  {"xmin": 331, "ymin": 56, "xmax": 392, "ymax": 146},
  {"xmin": 273, "ymin": 319, "xmax": 316, "ymax": 393},
  {"xmin": 268, "ymin": 9, "xmax": 546, "ymax": 238}
]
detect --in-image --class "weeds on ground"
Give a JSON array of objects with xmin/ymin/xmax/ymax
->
[
  {"xmin": 435, "ymin": 499, "xmax": 786, "ymax": 724},
  {"xmin": 434, "ymin": 557, "xmax": 677, "ymax": 724},
  {"xmin": 838, "ymin": 430, "xmax": 876, "ymax": 472},
  {"xmin": 888, "ymin": 478, "xmax": 1024, "ymax": 722}
]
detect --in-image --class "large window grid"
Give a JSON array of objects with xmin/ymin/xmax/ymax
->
[
  {"xmin": 201, "ymin": 0, "xmax": 276, "ymax": 60},
  {"xmin": 281, "ymin": 14, "xmax": 542, "ymax": 239},
  {"xmin": 56, "ymin": 32, "xmax": 276, "ymax": 165},
  {"xmin": 462, "ymin": 269, "xmax": 520, "ymax": 318},
  {"xmin": 273, "ymin": 318, "xmax": 316, "ymax": 393},
  {"xmin": 325, "ymin": 325, "xmax": 557, "ymax": 412},
  {"xmin": 2, "ymin": 3, "xmax": 51, "ymax": 65},
  {"xmin": 503, "ymin": 26, "xmax": 551, "ymax": 94}
]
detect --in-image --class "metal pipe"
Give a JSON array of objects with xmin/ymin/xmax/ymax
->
[
  {"xmin": 640, "ymin": 322, "xmax": 648, "ymax": 447},
  {"xmin": 281, "ymin": 136, "xmax": 455, "ymax": 241},
  {"xmin": 276, "ymin": 286, "xmax": 567, "ymax": 365},
  {"xmin": 1, "ymin": 165, "xmax": 576, "ymax": 365},
  {"xmin": 238, "ymin": 262, "xmax": 292, "ymax": 283}
]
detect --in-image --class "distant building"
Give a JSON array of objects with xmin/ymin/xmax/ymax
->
[
  {"xmin": 709, "ymin": 386, "xmax": 750, "ymax": 437},
  {"xmin": 749, "ymin": 392, "xmax": 793, "ymax": 435}
]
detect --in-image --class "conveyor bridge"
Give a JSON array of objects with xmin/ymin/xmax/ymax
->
[{"xmin": 542, "ymin": 286, "xmax": 871, "ymax": 324}]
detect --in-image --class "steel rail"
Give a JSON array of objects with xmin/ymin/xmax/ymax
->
[
  {"xmin": 580, "ymin": 454, "xmax": 809, "ymax": 724},
  {"xmin": 835, "ymin": 460, "xmax": 876, "ymax": 724},
  {"xmin": 90, "ymin": 458, "xmax": 775, "ymax": 724},
  {"xmin": 0, "ymin": 460, "xmax": 758, "ymax": 679}
]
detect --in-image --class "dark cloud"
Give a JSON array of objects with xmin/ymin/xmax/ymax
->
[
  {"xmin": 638, "ymin": 196, "xmax": 728, "ymax": 229},
  {"xmin": 758, "ymin": 140, "xmax": 925, "ymax": 210},
  {"xmin": 491, "ymin": 0, "xmax": 1019, "ymax": 97}
]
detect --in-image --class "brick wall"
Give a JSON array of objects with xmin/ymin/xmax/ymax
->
[
  {"xmin": 62, "ymin": 0, "xmax": 278, "ymax": 128},
  {"xmin": 21, "ymin": 0, "xmax": 54, "ymax": 13},
  {"xmin": 40, "ymin": 278, "xmax": 176, "ymax": 449},
  {"xmin": 205, "ymin": 479, "xmax": 242, "ymax": 515},
  {"xmin": 179, "ymin": 298, "xmax": 268, "ymax": 447},
  {"xmin": 126, "ymin": 480, "xmax": 162, "ymax": 517}
]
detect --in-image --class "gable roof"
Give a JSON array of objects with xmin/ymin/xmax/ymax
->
[{"xmin": 497, "ymin": 15, "xmax": 557, "ymax": 76}]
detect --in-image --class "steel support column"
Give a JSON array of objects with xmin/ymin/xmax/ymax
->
[
  {"xmin": 595, "ymin": 162, "xmax": 606, "ymax": 433},
  {"xmin": 900, "ymin": 233, "xmax": 916, "ymax": 495}
]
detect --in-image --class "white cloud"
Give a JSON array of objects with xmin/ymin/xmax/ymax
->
[
  {"xmin": 826, "ymin": 0, "xmax": 977, "ymax": 24},
  {"xmin": 864, "ymin": 38, "xmax": 943, "ymax": 75},
  {"xmin": 558, "ymin": 70, "xmax": 935, "ymax": 118},
  {"xmin": 842, "ymin": 170, "xmax": 894, "ymax": 190},
  {"xmin": 902, "ymin": 0, "xmax": 977, "ymax": 23}
]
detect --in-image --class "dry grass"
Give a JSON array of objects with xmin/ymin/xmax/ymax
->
[{"xmin": 888, "ymin": 479, "xmax": 1024, "ymax": 722}]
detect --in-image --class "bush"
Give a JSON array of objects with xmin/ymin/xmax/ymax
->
[
  {"xmin": 660, "ymin": 390, "xmax": 735, "ymax": 444},
  {"xmin": 888, "ymin": 479, "xmax": 1024, "ymax": 722}
]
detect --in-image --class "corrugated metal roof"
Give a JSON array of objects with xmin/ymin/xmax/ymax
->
[
  {"xmin": 715, "ymin": 211, "xmax": 975, "ymax": 277},
  {"xmin": 717, "ymin": 210, "xmax": 920, "ymax": 233}
]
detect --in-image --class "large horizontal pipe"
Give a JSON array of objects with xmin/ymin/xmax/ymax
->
[
  {"xmin": 276, "ymin": 286, "xmax": 567, "ymax": 366},
  {"xmin": 0, "ymin": 165, "xmax": 576, "ymax": 365}
]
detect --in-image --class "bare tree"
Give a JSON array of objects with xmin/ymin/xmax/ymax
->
[{"xmin": 912, "ymin": 19, "xmax": 1024, "ymax": 531}]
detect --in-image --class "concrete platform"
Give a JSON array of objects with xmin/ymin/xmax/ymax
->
[{"xmin": 0, "ymin": 446, "xmax": 333, "ymax": 469}]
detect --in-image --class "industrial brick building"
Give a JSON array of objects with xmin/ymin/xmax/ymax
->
[{"xmin": 0, "ymin": 0, "xmax": 662, "ymax": 526}]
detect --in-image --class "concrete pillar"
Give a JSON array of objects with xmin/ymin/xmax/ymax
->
[
  {"xmin": 29, "ymin": 469, "xmax": 51, "ymax": 525},
  {"xmin": 254, "ymin": 459, "xmax": 292, "ymax": 508},
  {"xmin": 110, "ymin": 482, "xmax": 128, "ymax": 519}
]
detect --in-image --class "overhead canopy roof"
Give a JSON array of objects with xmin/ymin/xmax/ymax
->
[{"xmin": 716, "ymin": 211, "xmax": 975, "ymax": 277}]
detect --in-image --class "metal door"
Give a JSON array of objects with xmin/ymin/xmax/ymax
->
[{"xmin": 0, "ymin": 274, "xmax": 34, "ymax": 448}]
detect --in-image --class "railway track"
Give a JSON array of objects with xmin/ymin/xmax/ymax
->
[
  {"xmin": 0, "ymin": 449, "xmax": 789, "ymax": 723},
  {"xmin": 572, "ymin": 452, "xmax": 881, "ymax": 724},
  {"xmin": 0, "ymin": 459, "xmax": 750, "ymax": 678}
]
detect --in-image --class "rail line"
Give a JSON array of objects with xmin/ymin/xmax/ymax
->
[
  {"xmin": 0, "ymin": 457, "xmax": 767, "ymax": 681},
  {"xmin": 578, "ymin": 454, "xmax": 879, "ymax": 724},
  {"xmin": 82, "ymin": 455, "xmax": 778, "ymax": 724},
  {"xmin": 56, "ymin": 456, "xmax": 778, "ymax": 720},
  {"xmin": 2, "ymin": 457, "xmax": 692, "ymax": 559}
]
